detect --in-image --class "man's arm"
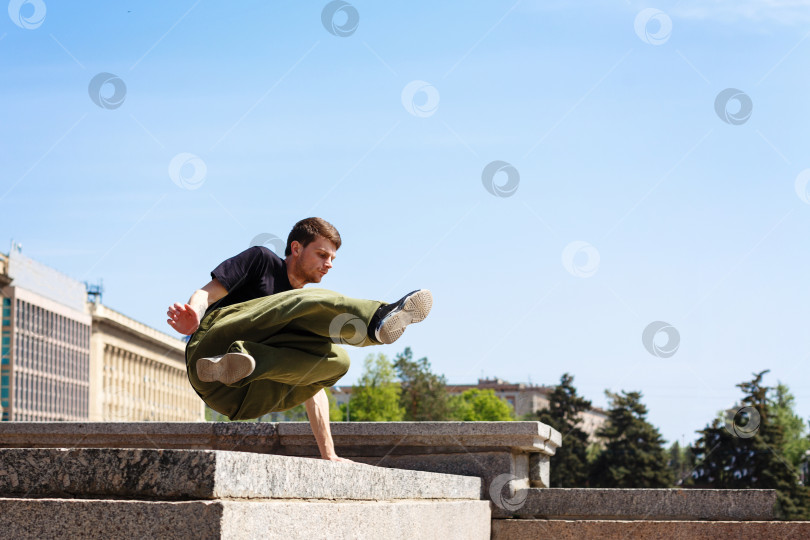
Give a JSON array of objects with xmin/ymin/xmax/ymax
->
[
  {"xmin": 304, "ymin": 389, "xmax": 354, "ymax": 463},
  {"xmin": 167, "ymin": 278, "xmax": 229, "ymax": 335}
]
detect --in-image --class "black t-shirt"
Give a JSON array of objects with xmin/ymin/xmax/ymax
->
[{"xmin": 204, "ymin": 246, "xmax": 293, "ymax": 316}]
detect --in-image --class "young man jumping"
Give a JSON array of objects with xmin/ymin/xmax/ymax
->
[{"xmin": 167, "ymin": 217, "xmax": 432, "ymax": 462}]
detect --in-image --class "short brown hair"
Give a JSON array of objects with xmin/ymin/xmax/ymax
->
[{"xmin": 285, "ymin": 217, "xmax": 342, "ymax": 256}]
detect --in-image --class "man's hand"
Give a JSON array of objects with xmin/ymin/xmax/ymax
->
[
  {"xmin": 167, "ymin": 302, "xmax": 201, "ymax": 335},
  {"xmin": 323, "ymin": 455, "xmax": 355, "ymax": 464},
  {"xmin": 168, "ymin": 279, "xmax": 229, "ymax": 336}
]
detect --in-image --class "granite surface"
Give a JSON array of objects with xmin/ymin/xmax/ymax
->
[
  {"xmin": 0, "ymin": 448, "xmax": 481, "ymax": 500},
  {"xmin": 528, "ymin": 453, "xmax": 550, "ymax": 488},
  {"xmin": 348, "ymin": 451, "xmax": 523, "ymax": 499},
  {"xmin": 0, "ymin": 421, "xmax": 561, "ymax": 456},
  {"xmin": 0, "ymin": 421, "xmax": 280, "ymax": 454},
  {"xmin": 489, "ymin": 488, "xmax": 778, "ymax": 520},
  {"xmin": 0, "ymin": 498, "xmax": 491, "ymax": 540},
  {"xmin": 278, "ymin": 421, "xmax": 561, "ymax": 455},
  {"xmin": 491, "ymin": 519, "xmax": 810, "ymax": 540}
]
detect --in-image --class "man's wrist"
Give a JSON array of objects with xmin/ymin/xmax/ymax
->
[{"xmin": 191, "ymin": 301, "xmax": 207, "ymax": 322}]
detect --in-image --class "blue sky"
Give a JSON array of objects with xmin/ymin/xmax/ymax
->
[{"xmin": 2, "ymin": 0, "xmax": 809, "ymax": 446}]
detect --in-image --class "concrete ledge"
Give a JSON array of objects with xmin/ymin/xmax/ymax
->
[
  {"xmin": 491, "ymin": 519, "xmax": 810, "ymax": 540},
  {"xmin": 0, "ymin": 422, "xmax": 280, "ymax": 454},
  {"xmin": 0, "ymin": 421, "xmax": 559, "ymax": 490},
  {"xmin": 0, "ymin": 448, "xmax": 481, "ymax": 501},
  {"xmin": 490, "ymin": 488, "xmax": 778, "ymax": 520},
  {"xmin": 278, "ymin": 421, "xmax": 561, "ymax": 455},
  {"xmin": 349, "ymin": 451, "xmax": 525, "ymax": 500},
  {"xmin": 0, "ymin": 421, "xmax": 560, "ymax": 456},
  {"xmin": 0, "ymin": 498, "xmax": 491, "ymax": 540}
]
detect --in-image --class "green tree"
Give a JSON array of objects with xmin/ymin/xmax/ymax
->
[
  {"xmin": 394, "ymin": 347, "xmax": 452, "ymax": 420},
  {"xmin": 325, "ymin": 386, "xmax": 344, "ymax": 422},
  {"xmin": 667, "ymin": 441, "xmax": 695, "ymax": 486},
  {"xmin": 771, "ymin": 383, "xmax": 810, "ymax": 469},
  {"xmin": 525, "ymin": 373, "xmax": 592, "ymax": 487},
  {"xmin": 448, "ymin": 389, "xmax": 514, "ymax": 421},
  {"xmin": 589, "ymin": 390, "xmax": 673, "ymax": 488},
  {"xmin": 691, "ymin": 371, "xmax": 810, "ymax": 520},
  {"xmin": 348, "ymin": 353, "xmax": 405, "ymax": 421}
]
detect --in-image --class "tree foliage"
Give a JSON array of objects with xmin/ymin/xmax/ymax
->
[
  {"xmin": 589, "ymin": 390, "xmax": 673, "ymax": 488},
  {"xmin": 527, "ymin": 373, "xmax": 592, "ymax": 487},
  {"xmin": 348, "ymin": 354, "xmax": 405, "ymax": 421},
  {"xmin": 690, "ymin": 371, "xmax": 810, "ymax": 520},
  {"xmin": 448, "ymin": 389, "xmax": 514, "ymax": 421},
  {"xmin": 771, "ymin": 382, "xmax": 810, "ymax": 469},
  {"xmin": 325, "ymin": 386, "xmax": 344, "ymax": 422},
  {"xmin": 667, "ymin": 441, "xmax": 695, "ymax": 486},
  {"xmin": 394, "ymin": 347, "xmax": 452, "ymax": 421}
]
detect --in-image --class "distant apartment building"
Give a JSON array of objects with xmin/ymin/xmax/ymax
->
[
  {"xmin": 89, "ymin": 302, "xmax": 204, "ymax": 422},
  {"xmin": 446, "ymin": 377, "xmax": 553, "ymax": 418},
  {"xmin": 446, "ymin": 377, "xmax": 608, "ymax": 442},
  {"xmin": 0, "ymin": 244, "xmax": 203, "ymax": 422},
  {"xmin": 331, "ymin": 376, "xmax": 607, "ymax": 441},
  {"xmin": 1, "ymin": 246, "xmax": 91, "ymax": 421}
]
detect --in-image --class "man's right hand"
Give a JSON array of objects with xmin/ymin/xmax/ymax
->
[{"xmin": 167, "ymin": 302, "xmax": 201, "ymax": 335}]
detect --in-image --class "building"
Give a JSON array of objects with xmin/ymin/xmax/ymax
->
[
  {"xmin": 332, "ymin": 376, "xmax": 607, "ymax": 441},
  {"xmin": 1, "ymin": 246, "xmax": 91, "ymax": 421},
  {"xmin": 89, "ymin": 302, "xmax": 204, "ymax": 422},
  {"xmin": 446, "ymin": 377, "xmax": 608, "ymax": 442},
  {"xmin": 446, "ymin": 377, "xmax": 553, "ymax": 418},
  {"xmin": 1, "ymin": 244, "xmax": 203, "ymax": 422}
]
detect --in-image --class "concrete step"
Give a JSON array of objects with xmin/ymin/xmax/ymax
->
[
  {"xmin": 0, "ymin": 421, "xmax": 559, "ymax": 492},
  {"xmin": 0, "ymin": 448, "xmax": 480, "ymax": 501},
  {"xmin": 0, "ymin": 421, "xmax": 561, "ymax": 455},
  {"xmin": 490, "ymin": 488, "xmax": 777, "ymax": 521},
  {"xmin": 0, "ymin": 498, "xmax": 491, "ymax": 540},
  {"xmin": 491, "ymin": 519, "xmax": 810, "ymax": 539}
]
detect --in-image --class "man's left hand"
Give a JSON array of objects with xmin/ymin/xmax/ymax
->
[{"xmin": 323, "ymin": 455, "xmax": 356, "ymax": 464}]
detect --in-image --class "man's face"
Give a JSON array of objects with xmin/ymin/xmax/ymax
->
[{"xmin": 291, "ymin": 236, "xmax": 337, "ymax": 284}]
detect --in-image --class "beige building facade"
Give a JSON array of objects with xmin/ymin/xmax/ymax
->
[
  {"xmin": 1, "ymin": 285, "xmax": 91, "ymax": 421},
  {"xmin": 89, "ymin": 303, "xmax": 204, "ymax": 422},
  {"xmin": 447, "ymin": 377, "xmax": 608, "ymax": 443},
  {"xmin": 1, "ymin": 247, "xmax": 204, "ymax": 422}
]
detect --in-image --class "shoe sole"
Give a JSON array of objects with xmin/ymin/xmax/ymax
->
[
  {"xmin": 378, "ymin": 290, "xmax": 433, "ymax": 344},
  {"xmin": 196, "ymin": 352, "xmax": 256, "ymax": 385}
]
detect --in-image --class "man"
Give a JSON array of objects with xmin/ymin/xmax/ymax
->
[{"xmin": 167, "ymin": 217, "xmax": 431, "ymax": 462}]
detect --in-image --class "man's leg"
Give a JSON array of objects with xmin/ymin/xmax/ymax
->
[
  {"xmin": 187, "ymin": 288, "xmax": 431, "ymax": 410},
  {"xmin": 223, "ymin": 340, "xmax": 350, "ymax": 420},
  {"xmin": 192, "ymin": 288, "xmax": 383, "ymax": 353}
]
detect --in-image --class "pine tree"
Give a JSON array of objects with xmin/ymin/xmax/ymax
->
[
  {"xmin": 667, "ymin": 441, "xmax": 695, "ymax": 486},
  {"xmin": 528, "ymin": 373, "xmax": 592, "ymax": 487},
  {"xmin": 691, "ymin": 371, "xmax": 810, "ymax": 520},
  {"xmin": 394, "ymin": 347, "xmax": 452, "ymax": 420},
  {"xmin": 771, "ymin": 383, "xmax": 810, "ymax": 469},
  {"xmin": 589, "ymin": 390, "xmax": 674, "ymax": 488}
]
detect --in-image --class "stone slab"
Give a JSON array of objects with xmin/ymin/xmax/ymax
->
[
  {"xmin": 350, "ymin": 451, "xmax": 526, "ymax": 499},
  {"xmin": 278, "ymin": 421, "xmax": 561, "ymax": 455},
  {"xmin": 0, "ymin": 421, "xmax": 280, "ymax": 454},
  {"xmin": 489, "ymin": 488, "xmax": 778, "ymax": 520},
  {"xmin": 0, "ymin": 448, "xmax": 481, "ymax": 501},
  {"xmin": 0, "ymin": 498, "xmax": 491, "ymax": 540},
  {"xmin": 491, "ymin": 519, "xmax": 810, "ymax": 540},
  {"xmin": 529, "ymin": 453, "xmax": 550, "ymax": 488},
  {"xmin": 0, "ymin": 421, "xmax": 560, "ymax": 455}
]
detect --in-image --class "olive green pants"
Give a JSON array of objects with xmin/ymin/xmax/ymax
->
[{"xmin": 185, "ymin": 288, "xmax": 382, "ymax": 420}]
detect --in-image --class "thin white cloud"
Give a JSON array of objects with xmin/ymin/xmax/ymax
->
[
  {"xmin": 523, "ymin": 0, "xmax": 810, "ymax": 25},
  {"xmin": 672, "ymin": 0, "xmax": 810, "ymax": 25}
]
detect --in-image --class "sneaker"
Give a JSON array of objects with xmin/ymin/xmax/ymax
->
[
  {"xmin": 369, "ymin": 289, "xmax": 433, "ymax": 344},
  {"xmin": 196, "ymin": 352, "xmax": 256, "ymax": 385}
]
